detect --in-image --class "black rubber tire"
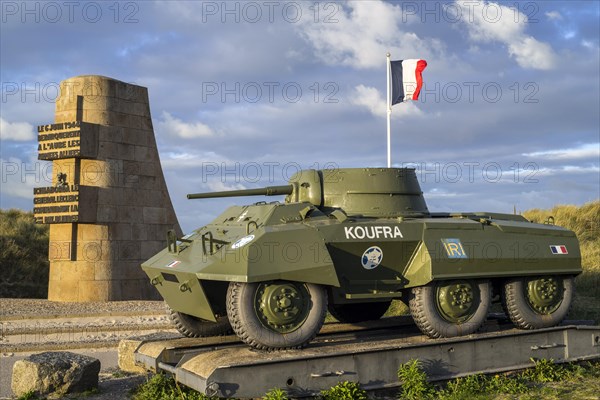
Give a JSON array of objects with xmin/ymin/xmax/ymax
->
[
  {"xmin": 328, "ymin": 301, "xmax": 391, "ymax": 323},
  {"xmin": 502, "ymin": 276, "xmax": 573, "ymax": 329},
  {"xmin": 167, "ymin": 304, "xmax": 231, "ymax": 338},
  {"xmin": 226, "ymin": 281, "xmax": 327, "ymax": 351},
  {"xmin": 409, "ymin": 280, "xmax": 491, "ymax": 338}
]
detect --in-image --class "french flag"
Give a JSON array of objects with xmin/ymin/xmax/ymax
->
[
  {"xmin": 390, "ymin": 59, "xmax": 427, "ymax": 105},
  {"xmin": 550, "ymin": 245, "xmax": 568, "ymax": 255}
]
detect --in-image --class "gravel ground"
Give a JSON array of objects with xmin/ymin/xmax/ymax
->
[
  {"xmin": 0, "ymin": 299, "xmax": 166, "ymax": 319},
  {"xmin": 0, "ymin": 298, "xmax": 175, "ymax": 399}
]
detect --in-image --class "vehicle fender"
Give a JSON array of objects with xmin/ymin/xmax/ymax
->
[{"xmin": 198, "ymin": 225, "xmax": 341, "ymax": 287}]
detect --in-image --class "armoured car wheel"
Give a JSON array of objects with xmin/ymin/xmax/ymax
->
[
  {"xmin": 328, "ymin": 301, "xmax": 391, "ymax": 323},
  {"xmin": 409, "ymin": 280, "xmax": 491, "ymax": 338},
  {"xmin": 502, "ymin": 276, "xmax": 573, "ymax": 329},
  {"xmin": 226, "ymin": 280, "xmax": 327, "ymax": 350},
  {"xmin": 167, "ymin": 304, "xmax": 231, "ymax": 338}
]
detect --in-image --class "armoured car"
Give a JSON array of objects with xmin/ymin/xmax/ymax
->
[{"xmin": 141, "ymin": 168, "xmax": 581, "ymax": 350}]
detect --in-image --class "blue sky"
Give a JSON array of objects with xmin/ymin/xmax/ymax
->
[{"xmin": 1, "ymin": 1, "xmax": 599, "ymax": 232}]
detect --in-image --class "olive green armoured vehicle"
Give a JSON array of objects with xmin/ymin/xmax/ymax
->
[{"xmin": 141, "ymin": 168, "xmax": 581, "ymax": 350}]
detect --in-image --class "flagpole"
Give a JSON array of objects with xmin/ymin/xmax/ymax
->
[{"xmin": 386, "ymin": 52, "xmax": 391, "ymax": 168}]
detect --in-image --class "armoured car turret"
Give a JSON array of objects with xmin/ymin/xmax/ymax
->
[{"xmin": 141, "ymin": 168, "xmax": 581, "ymax": 350}]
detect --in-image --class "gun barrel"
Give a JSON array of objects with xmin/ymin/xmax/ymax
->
[{"xmin": 187, "ymin": 185, "xmax": 294, "ymax": 200}]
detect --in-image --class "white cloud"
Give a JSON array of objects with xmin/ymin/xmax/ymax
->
[
  {"xmin": 156, "ymin": 111, "xmax": 215, "ymax": 139},
  {"xmin": 545, "ymin": 11, "xmax": 563, "ymax": 21},
  {"xmin": 522, "ymin": 143, "xmax": 600, "ymax": 160},
  {"xmin": 0, "ymin": 118, "xmax": 36, "ymax": 141},
  {"xmin": 0, "ymin": 156, "xmax": 51, "ymax": 200},
  {"xmin": 296, "ymin": 1, "xmax": 440, "ymax": 69},
  {"xmin": 352, "ymin": 85, "xmax": 424, "ymax": 119},
  {"xmin": 455, "ymin": 0, "xmax": 557, "ymax": 70}
]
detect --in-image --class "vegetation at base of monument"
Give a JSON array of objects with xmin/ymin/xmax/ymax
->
[
  {"xmin": 131, "ymin": 359, "xmax": 600, "ymax": 399},
  {"xmin": 262, "ymin": 388, "xmax": 289, "ymax": 400},
  {"xmin": 0, "ymin": 209, "xmax": 49, "ymax": 298},
  {"xmin": 396, "ymin": 358, "xmax": 600, "ymax": 400},
  {"xmin": 131, "ymin": 373, "xmax": 216, "ymax": 400},
  {"xmin": 16, "ymin": 390, "xmax": 40, "ymax": 400},
  {"xmin": 523, "ymin": 201, "xmax": 600, "ymax": 324},
  {"xmin": 319, "ymin": 381, "xmax": 368, "ymax": 400}
]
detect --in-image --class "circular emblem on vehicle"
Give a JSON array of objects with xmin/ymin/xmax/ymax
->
[
  {"xmin": 361, "ymin": 246, "xmax": 383, "ymax": 270},
  {"xmin": 231, "ymin": 234, "xmax": 255, "ymax": 249}
]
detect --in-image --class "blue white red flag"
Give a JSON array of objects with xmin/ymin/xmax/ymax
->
[
  {"xmin": 390, "ymin": 59, "xmax": 427, "ymax": 105},
  {"xmin": 549, "ymin": 245, "xmax": 568, "ymax": 254}
]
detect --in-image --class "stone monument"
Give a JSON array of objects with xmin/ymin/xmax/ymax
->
[{"xmin": 33, "ymin": 75, "xmax": 182, "ymax": 301}]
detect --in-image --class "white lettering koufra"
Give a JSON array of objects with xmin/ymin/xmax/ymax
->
[{"xmin": 344, "ymin": 226, "xmax": 403, "ymax": 240}]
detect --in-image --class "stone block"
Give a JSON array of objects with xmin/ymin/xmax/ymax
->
[
  {"xmin": 116, "ymin": 82, "xmax": 148, "ymax": 102},
  {"xmin": 58, "ymin": 260, "xmax": 95, "ymax": 281},
  {"xmin": 132, "ymin": 175, "xmax": 157, "ymax": 189},
  {"xmin": 108, "ymin": 223, "xmax": 132, "ymax": 240},
  {"xmin": 143, "ymin": 207, "xmax": 167, "ymax": 224},
  {"xmin": 78, "ymin": 224, "xmax": 109, "ymax": 241},
  {"xmin": 97, "ymin": 205, "xmax": 118, "ymax": 222},
  {"xmin": 49, "ymin": 242, "xmax": 73, "ymax": 261},
  {"xmin": 120, "ymin": 261, "xmax": 146, "ymax": 280},
  {"xmin": 81, "ymin": 159, "xmax": 114, "ymax": 186},
  {"xmin": 47, "ymin": 279, "xmax": 80, "ymax": 302},
  {"xmin": 50, "ymin": 224, "xmax": 73, "ymax": 241},
  {"xmin": 141, "ymin": 117, "xmax": 154, "ymax": 131},
  {"xmin": 119, "ymin": 280, "xmax": 143, "ymax": 300},
  {"xmin": 117, "ymin": 241, "xmax": 141, "ymax": 261},
  {"xmin": 134, "ymin": 145, "xmax": 152, "ymax": 162},
  {"xmin": 121, "ymin": 128, "xmax": 150, "ymax": 146},
  {"xmin": 118, "ymin": 339, "xmax": 146, "ymax": 373},
  {"xmin": 117, "ymin": 206, "xmax": 143, "ymax": 222},
  {"xmin": 11, "ymin": 352, "xmax": 100, "ymax": 397},
  {"xmin": 78, "ymin": 280, "xmax": 110, "ymax": 301},
  {"xmin": 141, "ymin": 240, "xmax": 165, "ymax": 259},
  {"xmin": 131, "ymin": 224, "xmax": 148, "ymax": 241},
  {"xmin": 83, "ymin": 110, "xmax": 111, "ymax": 125},
  {"xmin": 94, "ymin": 261, "xmax": 112, "ymax": 280},
  {"xmin": 98, "ymin": 125, "xmax": 123, "ymax": 143},
  {"xmin": 117, "ymin": 143, "xmax": 136, "ymax": 161}
]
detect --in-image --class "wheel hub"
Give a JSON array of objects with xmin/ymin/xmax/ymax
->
[
  {"xmin": 254, "ymin": 282, "xmax": 310, "ymax": 333},
  {"xmin": 526, "ymin": 277, "xmax": 563, "ymax": 314},
  {"xmin": 436, "ymin": 281, "xmax": 479, "ymax": 323}
]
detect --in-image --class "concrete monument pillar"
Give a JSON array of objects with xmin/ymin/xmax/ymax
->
[{"xmin": 33, "ymin": 75, "xmax": 181, "ymax": 301}]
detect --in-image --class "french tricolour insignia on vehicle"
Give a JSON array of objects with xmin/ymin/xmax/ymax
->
[
  {"xmin": 441, "ymin": 238, "xmax": 467, "ymax": 259},
  {"xmin": 166, "ymin": 260, "xmax": 180, "ymax": 268},
  {"xmin": 550, "ymin": 245, "xmax": 568, "ymax": 254},
  {"xmin": 361, "ymin": 246, "xmax": 383, "ymax": 270}
]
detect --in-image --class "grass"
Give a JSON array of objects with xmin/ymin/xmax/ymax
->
[
  {"xmin": 523, "ymin": 201, "xmax": 600, "ymax": 323},
  {"xmin": 397, "ymin": 358, "xmax": 600, "ymax": 400},
  {"xmin": 0, "ymin": 209, "xmax": 49, "ymax": 298},
  {"xmin": 130, "ymin": 360, "xmax": 600, "ymax": 400},
  {"xmin": 130, "ymin": 373, "xmax": 215, "ymax": 400}
]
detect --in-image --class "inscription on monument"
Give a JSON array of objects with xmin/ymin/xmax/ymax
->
[
  {"xmin": 37, "ymin": 121, "xmax": 98, "ymax": 160},
  {"xmin": 33, "ymin": 185, "xmax": 80, "ymax": 224},
  {"xmin": 34, "ymin": 120, "xmax": 99, "ymax": 224},
  {"xmin": 33, "ymin": 184, "xmax": 98, "ymax": 224}
]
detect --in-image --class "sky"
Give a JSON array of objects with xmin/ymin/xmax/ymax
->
[{"xmin": 1, "ymin": 0, "xmax": 599, "ymax": 232}]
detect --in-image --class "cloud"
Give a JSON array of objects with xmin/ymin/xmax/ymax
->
[
  {"xmin": 545, "ymin": 11, "xmax": 563, "ymax": 21},
  {"xmin": 0, "ymin": 118, "xmax": 36, "ymax": 141},
  {"xmin": 156, "ymin": 111, "xmax": 215, "ymax": 139},
  {"xmin": 522, "ymin": 143, "xmax": 600, "ymax": 160},
  {"xmin": 351, "ymin": 85, "xmax": 424, "ymax": 119},
  {"xmin": 296, "ymin": 1, "xmax": 440, "ymax": 69},
  {"xmin": 455, "ymin": 0, "xmax": 557, "ymax": 70}
]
